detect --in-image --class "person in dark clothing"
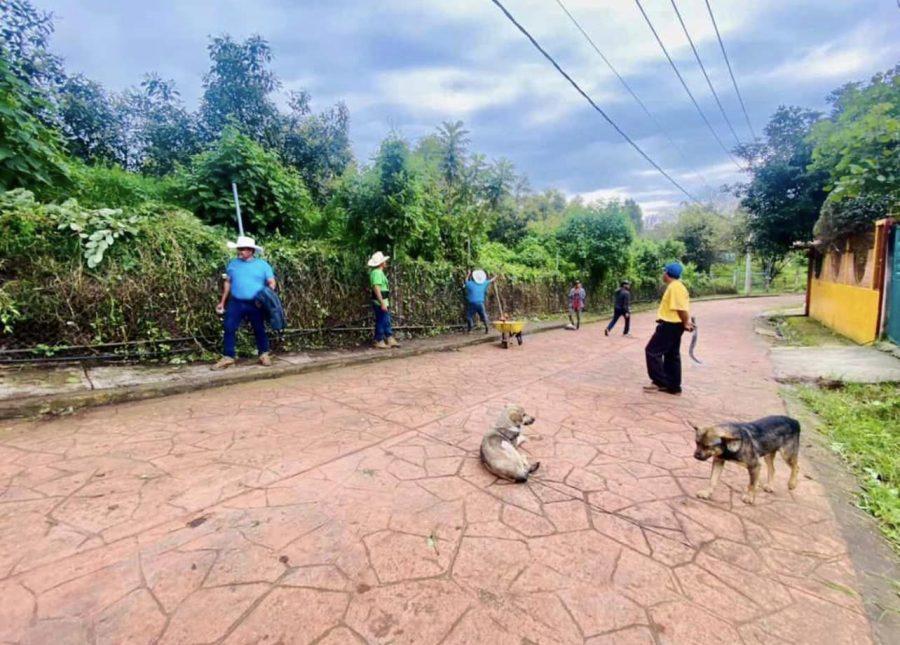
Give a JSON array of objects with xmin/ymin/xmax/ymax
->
[
  {"xmin": 605, "ymin": 280, "xmax": 631, "ymax": 336},
  {"xmin": 644, "ymin": 262, "xmax": 693, "ymax": 395}
]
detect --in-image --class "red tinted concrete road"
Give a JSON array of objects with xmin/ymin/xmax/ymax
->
[{"xmin": 0, "ymin": 296, "xmax": 873, "ymax": 644}]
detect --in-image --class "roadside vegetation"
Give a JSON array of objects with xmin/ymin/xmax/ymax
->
[
  {"xmin": 798, "ymin": 383, "xmax": 900, "ymax": 551},
  {"xmin": 0, "ymin": 2, "xmax": 895, "ymax": 356},
  {"xmin": 772, "ymin": 315, "xmax": 853, "ymax": 347}
]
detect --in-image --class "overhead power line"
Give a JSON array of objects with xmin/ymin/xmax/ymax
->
[
  {"xmin": 632, "ymin": 0, "xmax": 741, "ymax": 169},
  {"xmin": 669, "ymin": 0, "xmax": 742, "ymax": 148},
  {"xmin": 704, "ymin": 0, "xmax": 755, "ymax": 140},
  {"xmin": 487, "ymin": 0, "xmax": 700, "ymax": 204},
  {"xmin": 552, "ymin": 0, "xmax": 714, "ymax": 194}
]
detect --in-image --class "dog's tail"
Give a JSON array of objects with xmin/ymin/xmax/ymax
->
[{"xmin": 786, "ymin": 416, "xmax": 801, "ymax": 434}]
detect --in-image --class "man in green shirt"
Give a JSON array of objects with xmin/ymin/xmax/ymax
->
[{"xmin": 368, "ymin": 251, "xmax": 399, "ymax": 349}]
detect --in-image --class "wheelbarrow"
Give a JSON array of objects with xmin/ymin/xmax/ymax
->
[{"xmin": 492, "ymin": 320, "xmax": 525, "ymax": 348}]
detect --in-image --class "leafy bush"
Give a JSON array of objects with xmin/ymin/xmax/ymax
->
[
  {"xmin": 813, "ymin": 194, "xmax": 892, "ymax": 245},
  {"xmin": 171, "ymin": 126, "xmax": 318, "ymax": 236},
  {"xmin": 556, "ymin": 205, "xmax": 634, "ymax": 288},
  {"xmin": 0, "ymin": 55, "xmax": 71, "ymax": 197},
  {"xmin": 69, "ymin": 162, "xmax": 175, "ymax": 208}
]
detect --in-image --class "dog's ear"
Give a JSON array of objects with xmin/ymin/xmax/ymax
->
[
  {"xmin": 507, "ymin": 405, "xmax": 525, "ymax": 426},
  {"xmin": 689, "ymin": 422, "xmax": 703, "ymax": 441}
]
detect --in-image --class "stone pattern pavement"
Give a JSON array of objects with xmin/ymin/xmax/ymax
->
[{"xmin": 0, "ymin": 296, "xmax": 874, "ymax": 644}]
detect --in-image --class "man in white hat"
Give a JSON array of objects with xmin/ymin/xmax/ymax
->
[
  {"xmin": 211, "ymin": 235, "xmax": 276, "ymax": 369},
  {"xmin": 464, "ymin": 268, "xmax": 495, "ymax": 333},
  {"xmin": 368, "ymin": 251, "xmax": 399, "ymax": 349}
]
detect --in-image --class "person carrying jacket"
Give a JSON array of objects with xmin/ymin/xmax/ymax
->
[{"xmin": 212, "ymin": 235, "xmax": 276, "ymax": 370}]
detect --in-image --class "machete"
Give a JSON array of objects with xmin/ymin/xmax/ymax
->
[{"xmin": 689, "ymin": 316, "xmax": 702, "ymax": 364}]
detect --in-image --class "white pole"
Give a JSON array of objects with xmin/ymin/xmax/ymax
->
[
  {"xmin": 744, "ymin": 249, "xmax": 752, "ymax": 295},
  {"xmin": 231, "ymin": 182, "xmax": 244, "ymax": 236}
]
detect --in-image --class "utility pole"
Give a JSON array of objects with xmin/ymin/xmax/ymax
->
[
  {"xmin": 231, "ymin": 182, "xmax": 244, "ymax": 236},
  {"xmin": 744, "ymin": 245, "xmax": 752, "ymax": 295}
]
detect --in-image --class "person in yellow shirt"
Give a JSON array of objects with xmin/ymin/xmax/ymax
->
[{"xmin": 644, "ymin": 262, "xmax": 694, "ymax": 395}]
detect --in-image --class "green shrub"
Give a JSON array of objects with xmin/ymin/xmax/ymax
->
[
  {"xmin": 170, "ymin": 126, "xmax": 318, "ymax": 236},
  {"xmin": 69, "ymin": 163, "xmax": 175, "ymax": 208}
]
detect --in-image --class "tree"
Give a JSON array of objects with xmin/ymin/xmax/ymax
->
[
  {"xmin": 172, "ymin": 126, "xmax": 316, "ymax": 236},
  {"xmin": 436, "ymin": 120, "xmax": 470, "ymax": 187},
  {"xmin": 131, "ymin": 74, "xmax": 200, "ymax": 176},
  {"xmin": 557, "ymin": 203, "xmax": 634, "ymax": 288},
  {"xmin": 483, "ymin": 158, "xmax": 516, "ymax": 210},
  {"xmin": 808, "ymin": 66, "xmax": 899, "ymax": 204},
  {"xmin": 199, "ymin": 35, "xmax": 280, "ymax": 143},
  {"xmin": 57, "ymin": 74, "xmax": 127, "ymax": 165},
  {"xmin": 278, "ymin": 91, "xmax": 353, "ymax": 204},
  {"xmin": 343, "ymin": 136, "xmax": 439, "ymax": 260},
  {"xmin": 0, "ymin": 0, "xmax": 65, "ymax": 104},
  {"xmin": 0, "ymin": 56, "xmax": 70, "ymax": 195},
  {"xmin": 671, "ymin": 206, "xmax": 726, "ymax": 273},
  {"xmin": 734, "ymin": 106, "xmax": 828, "ymax": 279},
  {"xmin": 623, "ymin": 198, "xmax": 643, "ymax": 233}
]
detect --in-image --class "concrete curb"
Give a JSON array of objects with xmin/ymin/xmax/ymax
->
[
  {"xmin": 0, "ymin": 293, "xmax": 804, "ymax": 421},
  {"xmin": 1, "ymin": 320, "xmax": 576, "ymax": 420}
]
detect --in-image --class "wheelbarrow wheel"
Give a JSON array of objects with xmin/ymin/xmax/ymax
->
[{"xmin": 516, "ymin": 333, "xmax": 523, "ymax": 346}]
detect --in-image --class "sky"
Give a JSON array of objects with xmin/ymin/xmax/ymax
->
[{"xmin": 36, "ymin": 0, "xmax": 900, "ymax": 217}]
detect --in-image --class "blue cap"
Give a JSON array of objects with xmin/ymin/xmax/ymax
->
[{"xmin": 664, "ymin": 262, "xmax": 683, "ymax": 279}]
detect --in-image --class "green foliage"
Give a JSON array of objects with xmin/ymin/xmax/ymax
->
[
  {"xmin": 799, "ymin": 383, "xmax": 900, "ymax": 552},
  {"xmin": 342, "ymin": 136, "xmax": 440, "ymax": 259},
  {"xmin": 199, "ymin": 35, "xmax": 280, "ymax": 143},
  {"xmin": 172, "ymin": 126, "xmax": 317, "ymax": 236},
  {"xmin": 277, "ymin": 91, "xmax": 352, "ymax": 204},
  {"xmin": 51, "ymin": 200, "xmax": 140, "ymax": 268},
  {"xmin": 57, "ymin": 73, "xmax": 127, "ymax": 165},
  {"xmin": 736, "ymin": 106, "xmax": 828, "ymax": 277},
  {"xmin": 556, "ymin": 203, "xmax": 634, "ymax": 288},
  {"xmin": 813, "ymin": 194, "xmax": 893, "ymax": 246},
  {"xmin": 809, "ymin": 66, "xmax": 900, "ymax": 204},
  {"xmin": 0, "ymin": 56, "xmax": 70, "ymax": 196},
  {"xmin": 70, "ymin": 162, "xmax": 173, "ymax": 208},
  {"xmin": 670, "ymin": 205, "xmax": 721, "ymax": 272},
  {"xmin": 130, "ymin": 73, "xmax": 200, "ymax": 176}
]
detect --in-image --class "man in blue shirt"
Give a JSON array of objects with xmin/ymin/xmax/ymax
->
[
  {"xmin": 464, "ymin": 269, "xmax": 495, "ymax": 333},
  {"xmin": 212, "ymin": 236, "xmax": 276, "ymax": 370}
]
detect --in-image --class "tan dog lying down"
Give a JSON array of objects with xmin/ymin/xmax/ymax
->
[{"xmin": 480, "ymin": 404, "xmax": 539, "ymax": 482}]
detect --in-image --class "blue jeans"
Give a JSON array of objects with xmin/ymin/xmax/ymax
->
[
  {"xmin": 373, "ymin": 304, "xmax": 393, "ymax": 341},
  {"xmin": 223, "ymin": 298, "xmax": 269, "ymax": 358},
  {"xmin": 466, "ymin": 302, "xmax": 489, "ymax": 331},
  {"xmin": 606, "ymin": 307, "xmax": 631, "ymax": 334}
]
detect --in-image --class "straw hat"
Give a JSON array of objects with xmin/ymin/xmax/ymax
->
[
  {"xmin": 367, "ymin": 251, "xmax": 390, "ymax": 267},
  {"xmin": 226, "ymin": 235, "xmax": 263, "ymax": 251},
  {"xmin": 472, "ymin": 269, "xmax": 487, "ymax": 284}
]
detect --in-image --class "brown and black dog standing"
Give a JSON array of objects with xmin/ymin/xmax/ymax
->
[{"xmin": 692, "ymin": 415, "xmax": 800, "ymax": 504}]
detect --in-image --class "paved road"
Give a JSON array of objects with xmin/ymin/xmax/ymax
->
[{"xmin": 0, "ymin": 296, "xmax": 873, "ymax": 644}]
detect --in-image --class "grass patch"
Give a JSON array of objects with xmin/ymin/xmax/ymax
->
[
  {"xmin": 773, "ymin": 315, "xmax": 853, "ymax": 346},
  {"xmin": 798, "ymin": 382, "xmax": 900, "ymax": 551}
]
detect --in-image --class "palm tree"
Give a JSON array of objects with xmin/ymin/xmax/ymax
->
[{"xmin": 436, "ymin": 120, "xmax": 470, "ymax": 187}]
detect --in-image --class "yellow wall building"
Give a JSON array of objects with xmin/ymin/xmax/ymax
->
[{"xmin": 807, "ymin": 221, "xmax": 889, "ymax": 344}]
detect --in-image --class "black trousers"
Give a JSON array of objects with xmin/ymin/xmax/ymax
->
[
  {"xmin": 606, "ymin": 307, "xmax": 630, "ymax": 334},
  {"xmin": 645, "ymin": 321, "xmax": 684, "ymax": 392}
]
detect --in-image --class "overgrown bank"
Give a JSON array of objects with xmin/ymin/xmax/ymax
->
[{"xmin": 798, "ymin": 383, "xmax": 900, "ymax": 552}]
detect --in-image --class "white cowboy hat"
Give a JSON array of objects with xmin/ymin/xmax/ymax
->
[
  {"xmin": 226, "ymin": 235, "xmax": 263, "ymax": 251},
  {"xmin": 367, "ymin": 251, "xmax": 390, "ymax": 267},
  {"xmin": 472, "ymin": 269, "xmax": 487, "ymax": 285}
]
